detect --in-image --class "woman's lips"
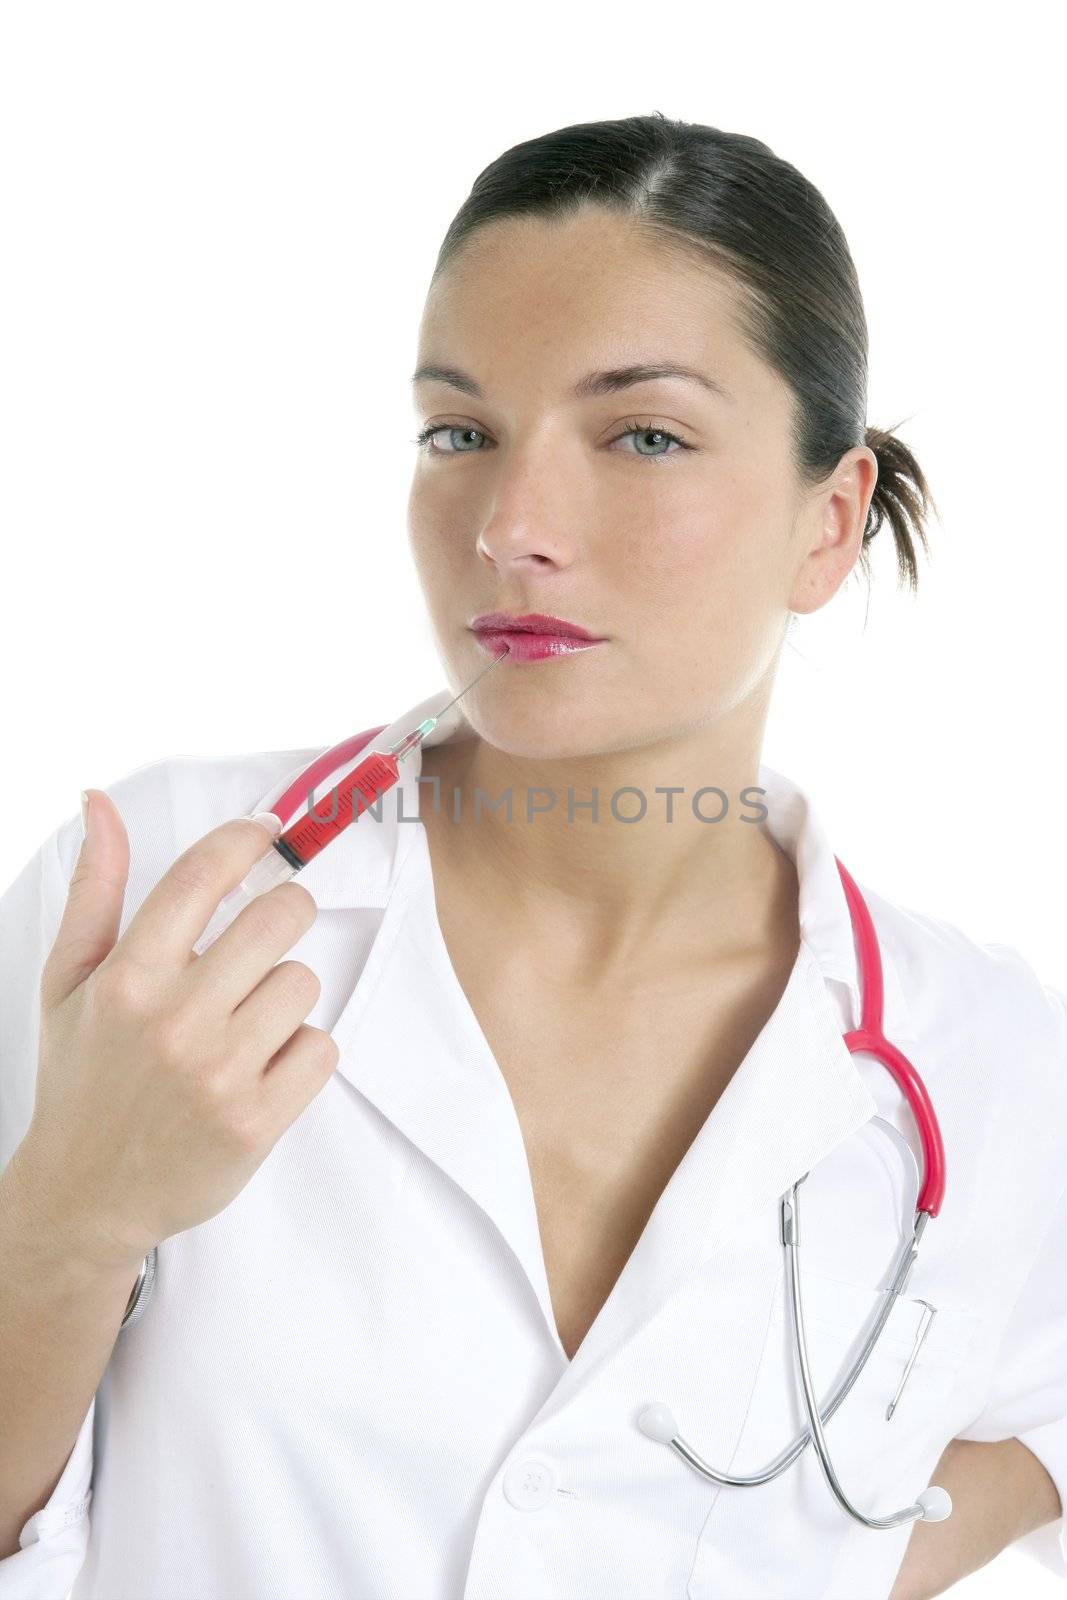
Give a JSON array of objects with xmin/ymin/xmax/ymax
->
[{"xmin": 471, "ymin": 629, "xmax": 607, "ymax": 663}]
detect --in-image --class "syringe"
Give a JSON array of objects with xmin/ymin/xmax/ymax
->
[{"xmin": 191, "ymin": 645, "xmax": 508, "ymax": 957}]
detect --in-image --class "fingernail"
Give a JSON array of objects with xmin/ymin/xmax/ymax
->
[
  {"xmin": 249, "ymin": 810, "xmax": 282, "ymax": 837},
  {"xmin": 80, "ymin": 790, "xmax": 91, "ymax": 835}
]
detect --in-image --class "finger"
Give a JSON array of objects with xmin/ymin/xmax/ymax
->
[
  {"xmin": 119, "ymin": 816, "xmax": 285, "ymax": 972},
  {"xmin": 193, "ymin": 883, "xmax": 318, "ymax": 1015},
  {"xmin": 256, "ymin": 1024, "xmax": 340, "ymax": 1138},
  {"xmin": 225, "ymin": 958, "xmax": 322, "ymax": 1070},
  {"xmin": 42, "ymin": 789, "xmax": 131, "ymax": 1006}
]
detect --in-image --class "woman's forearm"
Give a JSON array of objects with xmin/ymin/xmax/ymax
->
[
  {"xmin": 889, "ymin": 1435, "xmax": 1063, "ymax": 1600},
  {"xmin": 0, "ymin": 1152, "xmax": 143, "ymax": 1560}
]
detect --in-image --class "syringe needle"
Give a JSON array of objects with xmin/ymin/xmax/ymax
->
[
  {"xmin": 387, "ymin": 643, "xmax": 509, "ymax": 759},
  {"xmin": 435, "ymin": 642, "xmax": 510, "ymax": 719}
]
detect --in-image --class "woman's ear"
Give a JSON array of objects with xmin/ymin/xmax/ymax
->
[{"xmin": 788, "ymin": 447, "xmax": 877, "ymax": 616}]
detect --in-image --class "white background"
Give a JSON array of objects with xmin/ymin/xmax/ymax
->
[{"xmin": 1, "ymin": 2, "xmax": 1063, "ymax": 1595}]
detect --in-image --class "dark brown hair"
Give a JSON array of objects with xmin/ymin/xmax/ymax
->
[{"xmin": 431, "ymin": 111, "xmax": 937, "ymax": 594}]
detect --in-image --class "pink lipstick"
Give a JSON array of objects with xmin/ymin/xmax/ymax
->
[{"xmin": 469, "ymin": 611, "xmax": 607, "ymax": 663}]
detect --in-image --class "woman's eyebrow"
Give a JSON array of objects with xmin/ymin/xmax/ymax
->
[{"xmin": 410, "ymin": 361, "xmax": 734, "ymax": 404}]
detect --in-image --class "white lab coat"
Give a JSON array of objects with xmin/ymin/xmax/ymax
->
[{"xmin": 1, "ymin": 712, "xmax": 1065, "ymax": 1600}]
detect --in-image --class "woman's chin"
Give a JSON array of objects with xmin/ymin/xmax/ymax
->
[
  {"xmin": 435, "ymin": 641, "xmax": 663, "ymax": 761},
  {"xmin": 440, "ymin": 707, "xmax": 643, "ymax": 765}
]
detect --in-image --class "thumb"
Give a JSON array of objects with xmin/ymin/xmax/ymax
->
[{"xmin": 43, "ymin": 787, "xmax": 131, "ymax": 1005}]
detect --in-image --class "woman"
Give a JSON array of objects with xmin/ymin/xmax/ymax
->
[{"xmin": 1, "ymin": 113, "xmax": 1064, "ymax": 1600}]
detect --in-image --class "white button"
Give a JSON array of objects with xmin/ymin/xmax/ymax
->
[{"xmin": 502, "ymin": 1458, "xmax": 558, "ymax": 1510}]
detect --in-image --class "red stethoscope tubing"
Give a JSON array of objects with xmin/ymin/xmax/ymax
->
[
  {"xmin": 835, "ymin": 856, "xmax": 946, "ymax": 1218},
  {"xmin": 266, "ymin": 730, "xmax": 947, "ymax": 1220}
]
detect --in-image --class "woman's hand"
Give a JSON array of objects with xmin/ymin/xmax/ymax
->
[
  {"xmin": 889, "ymin": 1435, "xmax": 1062, "ymax": 1600},
  {"xmin": 16, "ymin": 793, "xmax": 341, "ymax": 1273}
]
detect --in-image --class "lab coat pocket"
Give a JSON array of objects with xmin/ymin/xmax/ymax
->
[{"xmin": 687, "ymin": 1267, "xmax": 979, "ymax": 1600}]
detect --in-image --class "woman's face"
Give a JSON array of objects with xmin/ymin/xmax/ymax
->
[{"xmin": 407, "ymin": 207, "xmax": 872, "ymax": 760}]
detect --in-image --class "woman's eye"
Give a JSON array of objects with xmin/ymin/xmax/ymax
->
[
  {"xmin": 412, "ymin": 424, "xmax": 487, "ymax": 455},
  {"xmin": 607, "ymin": 422, "xmax": 689, "ymax": 461}
]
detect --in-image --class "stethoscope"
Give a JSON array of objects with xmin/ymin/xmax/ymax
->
[
  {"xmin": 638, "ymin": 855, "xmax": 953, "ymax": 1531},
  {"xmin": 116, "ymin": 688, "xmax": 954, "ymax": 1534}
]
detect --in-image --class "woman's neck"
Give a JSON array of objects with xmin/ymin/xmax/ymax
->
[{"xmin": 417, "ymin": 736, "xmax": 799, "ymax": 986}]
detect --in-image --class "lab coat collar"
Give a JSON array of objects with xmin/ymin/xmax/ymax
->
[{"xmin": 247, "ymin": 701, "xmax": 918, "ymax": 1385}]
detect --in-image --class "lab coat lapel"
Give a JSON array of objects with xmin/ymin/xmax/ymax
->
[
  {"xmin": 244, "ymin": 741, "xmax": 553, "ymax": 1315},
  {"xmin": 326, "ymin": 821, "xmax": 557, "ymax": 1338}
]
